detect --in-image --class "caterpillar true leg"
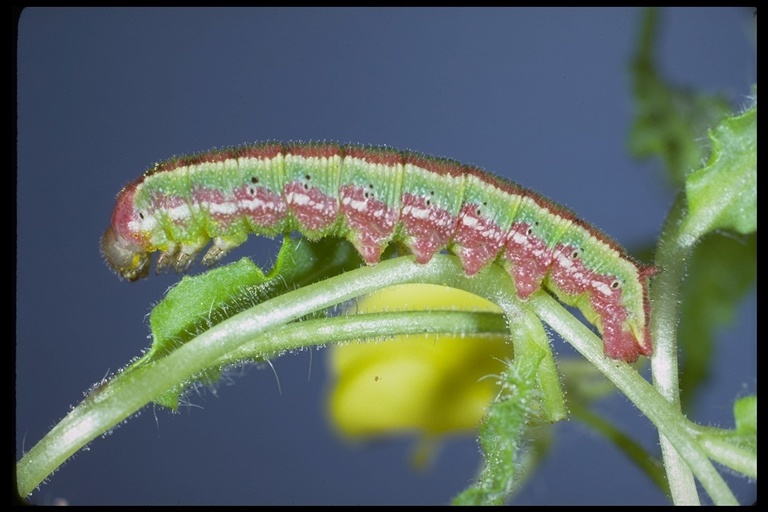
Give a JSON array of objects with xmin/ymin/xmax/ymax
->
[
  {"xmin": 155, "ymin": 246, "xmax": 178, "ymax": 274},
  {"xmin": 200, "ymin": 237, "xmax": 243, "ymax": 267}
]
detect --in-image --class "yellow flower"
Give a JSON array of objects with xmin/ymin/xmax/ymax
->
[{"xmin": 326, "ymin": 284, "xmax": 512, "ymax": 450}]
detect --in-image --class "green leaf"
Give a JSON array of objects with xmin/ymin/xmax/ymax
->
[
  {"xmin": 452, "ymin": 355, "xmax": 543, "ymax": 505},
  {"xmin": 629, "ymin": 8, "xmax": 731, "ymax": 184},
  {"xmin": 148, "ymin": 237, "xmax": 361, "ymax": 352},
  {"xmin": 689, "ymin": 395, "xmax": 756, "ymax": 478},
  {"xmin": 143, "ymin": 237, "xmax": 364, "ymax": 409},
  {"xmin": 146, "ymin": 258, "xmax": 267, "ymax": 408},
  {"xmin": 733, "ymin": 395, "xmax": 756, "ymax": 437},
  {"xmin": 149, "ymin": 258, "xmax": 267, "ymax": 355},
  {"xmin": 680, "ymin": 104, "xmax": 757, "ymax": 243}
]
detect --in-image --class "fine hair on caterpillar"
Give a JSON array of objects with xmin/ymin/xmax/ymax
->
[{"xmin": 102, "ymin": 140, "xmax": 655, "ymax": 363}]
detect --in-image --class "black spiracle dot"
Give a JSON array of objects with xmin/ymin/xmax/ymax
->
[
  {"xmin": 611, "ymin": 279, "xmax": 622, "ymax": 289},
  {"xmin": 138, "ymin": 212, "xmax": 145, "ymax": 220},
  {"xmin": 571, "ymin": 249, "xmax": 580, "ymax": 259},
  {"xmin": 251, "ymin": 176, "xmax": 259, "ymax": 184}
]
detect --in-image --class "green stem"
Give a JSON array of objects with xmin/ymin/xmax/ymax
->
[
  {"xmin": 686, "ymin": 423, "xmax": 757, "ymax": 479},
  {"xmin": 529, "ymin": 292, "xmax": 738, "ymax": 505},
  {"xmin": 697, "ymin": 437, "xmax": 757, "ymax": 480},
  {"xmin": 649, "ymin": 191, "xmax": 700, "ymax": 505},
  {"xmin": 215, "ymin": 310, "xmax": 508, "ymax": 367},
  {"xmin": 16, "ymin": 256, "xmax": 565, "ymax": 499},
  {"xmin": 19, "ymin": 239, "xmax": 743, "ymax": 504},
  {"xmin": 452, "ymin": 279, "xmax": 566, "ymax": 505}
]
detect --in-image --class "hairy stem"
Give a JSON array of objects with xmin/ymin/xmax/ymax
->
[
  {"xmin": 17, "ymin": 256, "xmax": 562, "ymax": 498},
  {"xmin": 649, "ymin": 192, "xmax": 700, "ymax": 504}
]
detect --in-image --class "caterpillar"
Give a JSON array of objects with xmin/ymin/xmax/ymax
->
[{"xmin": 101, "ymin": 141, "xmax": 655, "ymax": 363}]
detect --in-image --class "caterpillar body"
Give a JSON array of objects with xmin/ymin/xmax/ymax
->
[{"xmin": 102, "ymin": 141, "xmax": 655, "ymax": 362}]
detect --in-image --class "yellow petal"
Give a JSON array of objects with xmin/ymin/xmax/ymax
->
[{"xmin": 327, "ymin": 284, "xmax": 511, "ymax": 438}]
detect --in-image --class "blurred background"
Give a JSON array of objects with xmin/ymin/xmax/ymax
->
[{"xmin": 16, "ymin": 7, "xmax": 755, "ymax": 505}]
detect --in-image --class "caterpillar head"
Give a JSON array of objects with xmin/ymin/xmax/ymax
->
[{"xmin": 101, "ymin": 182, "xmax": 151, "ymax": 281}]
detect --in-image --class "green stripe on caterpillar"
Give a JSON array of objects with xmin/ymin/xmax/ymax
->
[{"xmin": 101, "ymin": 141, "xmax": 655, "ymax": 362}]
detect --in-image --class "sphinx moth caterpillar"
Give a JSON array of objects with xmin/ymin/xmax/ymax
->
[{"xmin": 101, "ymin": 141, "xmax": 655, "ymax": 362}]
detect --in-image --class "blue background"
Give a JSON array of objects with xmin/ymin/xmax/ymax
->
[{"xmin": 16, "ymin": 7, "xmax": 755, "ymax": 505}]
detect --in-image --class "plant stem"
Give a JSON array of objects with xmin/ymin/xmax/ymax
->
[
  {"xmin": 16, "ymin": 256, "xmax": 561, "ymax": 498},
  {"xmin": 649, "ymin": 192, "xmax": 700, "ymax": 504},
  {"xmin": 530, "ymin": 293, "xmax": 737, "ymax": 505}
]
